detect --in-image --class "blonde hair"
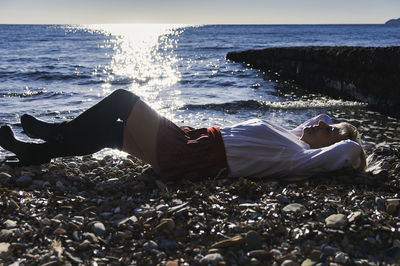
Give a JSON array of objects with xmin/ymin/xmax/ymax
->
[{"xmin": 334, "ymin": 122, "xmax": 367, "ymax": 171}]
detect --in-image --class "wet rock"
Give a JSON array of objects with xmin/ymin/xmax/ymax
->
[
  {"xmin": 325, "ymin": 214, "xmax": 347, "ymax": 228},
  {"xmin": 244, "ymin": 230, "xmax": 263, "ymax": 249},
  {"xmin": 200, "ymin": 253, "xmax": 224, "ymax": 265},
  {"xmin": 16, "ymin": 174, "xmax": 32, "ymax": 187},
  {"xmin": 92, "ymin": 222, "xmax": 106, "ymax": 235},
  {"xmin": 282, "ymin": 203, "xmax": 306, "ymax": 213}
]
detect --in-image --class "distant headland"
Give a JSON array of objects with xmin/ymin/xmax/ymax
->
[{"xmin": 385, "ymin": 18, "xmax": 400, "ymax": 25}]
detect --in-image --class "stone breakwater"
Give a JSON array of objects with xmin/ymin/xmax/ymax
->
[
  {"xmin": 226, "ymin": 46, "xmax": 400, "ymax": 118},
  {"xmin": 0, "ymin": 144, "xmax": 400, "ymax": 265}
]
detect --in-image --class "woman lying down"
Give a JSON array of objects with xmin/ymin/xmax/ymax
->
[{"xmin": 0, "ymin": 89, "xmax": 366, "ymax": 182}]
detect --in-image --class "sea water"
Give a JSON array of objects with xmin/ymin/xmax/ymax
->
[{"xmin": 1, "ymin": 24, "xmax": 399, "ymax": 158}]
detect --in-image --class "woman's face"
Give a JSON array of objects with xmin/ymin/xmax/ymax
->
[{"xmin": 300, "ymin": 120, "xmax": 344, "ymax": 148}]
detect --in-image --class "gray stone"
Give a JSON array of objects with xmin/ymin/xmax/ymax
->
[
  {"xmin": 282, "ymin": 203, "xmax": 306, "ymax": 213},
  {"xmin": 276, "ymin": 194, "xmax": 290, "ymax": 204},
  {"xmin": 325, "ymin": 214, "xmax": 347, "ymax": 228},
  {"xmin": 348, "ymin": 211, "xmax": 362, "ymax": 223},
  {"xmin": 16, "ymin": 175, "xmax": 32, "ymax": 187},
  {"xmin": 281, "ymin": 259, "xmax": 297, "ymax": 266},
  {"xmin": 270, "ymin": 248, "xmax": 282, "ymax": 259},
  {"xmin": 301, "ymin": 259, "xmax": 316, "ymax": 266},
  {"xmin": 0, "ymin": 242, "xmax": 10, "ymax": 257},
  {"xmin": 335, "ymin": 251, "xmax": 349, "ymax": 264},
  {"xmin": 143, "ymin": 240, "xmax": 158, "ymax": 250},
  {"xmin": 247, "ymin": 249, "xmax": 271, "ymax": 259},
  {"xmin": 92, "ymin": 222, "xmax": 106, "ymax": 235},
  {"xmin": 156, "ymin": 204, "xmax": 168, "ymax": 212},
  {"xmin": 4, "ymin": 219, "xmax": 17, "ymax": 229},
  {"xmin": 322, "ymin": 245, "xmax": 340, "ymax": 256},
  {"xmin": 244, "ymin": 230, "xmax": 263, "ymax": 249},
  {"xmin": 200, "ymin": 253, "xmax": 224, "ymax": 265},
  {"xmin": 0, "ymin": 229, "xmax": 13, "ymax": 241}
]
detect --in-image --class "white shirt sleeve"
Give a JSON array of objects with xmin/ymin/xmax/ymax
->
[
  {"xmin": 293, "ymin": 139, "xmax": 362, "ymax": 174},
  {"xmin": 290, "ymin": 114, "xmax": 333, "ymax": 138}
]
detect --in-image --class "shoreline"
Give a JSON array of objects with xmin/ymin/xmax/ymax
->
[{"xmin": 226, "ymin": 46, "xmax": 400, "ymax": 118}]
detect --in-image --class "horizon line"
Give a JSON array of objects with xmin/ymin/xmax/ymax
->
[{"xmin": 0, "ymin": 22, "xmax": 389, "ymax": 26}]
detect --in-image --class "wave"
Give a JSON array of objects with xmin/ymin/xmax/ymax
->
[
  {"xmin": 182, "ymin": 99, "xmax": 367, "ymax": 111},
  {"xmin": 0, "ymin": 90, "xmax": 72, "ymax": 99},
  {"xmin": 0, "ymin": 70, "xmax": 92, "ymax": 81}
]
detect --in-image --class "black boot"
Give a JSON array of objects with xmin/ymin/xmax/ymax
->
[
  {"xmin": 19, "ymin": 89, "xmax": 140, "ymax": 161},
  {"xmin": 0, "ymin": 126, "xmax": 51, "ymax": 166},
  {"xmin": 21, "ymin": 114, "xmax": 64, "ymax": 142}
]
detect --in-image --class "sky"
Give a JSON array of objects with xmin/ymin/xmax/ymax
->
[{"xmin": 0, "ymin": 0, "xmax": 399, "ymax": 24}]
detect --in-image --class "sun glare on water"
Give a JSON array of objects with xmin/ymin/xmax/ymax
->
[{"xmin": 77, "ymin": 24, "xmax": 186, "ymax": 113}]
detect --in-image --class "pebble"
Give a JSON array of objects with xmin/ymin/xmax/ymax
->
[
  {"xmin": 325, "ymin": 214, "xmax": 348, "ymax": 228},
  {"xmin": 200, "ymin": 253, "xmax": 224, "ymax": 265},
  {"xmin": 247, "ymin": 249, "xmax": 272, "ymax": 259},
  {"xmin": 301, "ymin": 259, "xmax": 316, "ymax": 266},
  {"xmin": 155, "ymin": 218, "xmax": 175, "ymax": 232},
  {"xmin": 0, "ymin": 229, "xmax": 13, "ymax": 241},
  {"xmin": 92, "ymin": 222, "xmax": 106, "ymax": 235},
  {"xmin": 348, "ymin": 211, "xmax": 362, "ymax": 223},
  {"xmin": 276, "ymin": 194, "xmax": 290, "ymax": 203},
  {"xmin": 244, "ymin": 230, "xmax": 263, "ymax": 249},
  {"xmin": 335, "ymin": 251, "xmax": 349, "ymax": 264},
  {"xmin": 322, "ymin": 245, "xmax": 340, "ymax": 256},
  {"xmin": 282, "ymin": 203, "xmax": 306, "ymax": 213},
  {"xmin": 0, "ymin": 146, "xmax": 398, "ymax": 265},
  {"xmin": 211, "ymin": 235, "xmax": 243, "ymax": 248},
  {"xmin": 386, "ymin": 199, "xmax": 400, "ymax": 214},
  {"xmin": 0, "ymin": 242, "xmax": 10, "ymax": 257},
  {"xmin": 143, "ymin": 240, "xmax": 158, "ymax": 250},
  {"xmin": 4, "ymin": 219, "xmax": 17, "ymax": 229},
  {"xmin": 281, "ymin": 259, "xmax": 297, "ymax": 266}
]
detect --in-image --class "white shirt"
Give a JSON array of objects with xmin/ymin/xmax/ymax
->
[{"xmin": 220, "ymin": 114, "xmax": 362, "ymax": 179}]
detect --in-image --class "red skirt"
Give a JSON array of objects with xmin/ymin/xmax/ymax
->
[{"xmin": 156, "ymin": 117, "xmax": 228, "ymax": 182}]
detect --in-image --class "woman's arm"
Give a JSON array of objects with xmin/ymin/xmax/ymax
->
[
  {"xmin": 293, "ymin": 139, "xmax": 363, "ymax": 173},
  {"xmin": 290, "ymin": 114, "xmax": 333, "ymax": 138}
]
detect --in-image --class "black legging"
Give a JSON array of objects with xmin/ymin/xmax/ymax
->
[{"xmin": 1, "ymin": 89, "xmax": 139, "ymax": 165}]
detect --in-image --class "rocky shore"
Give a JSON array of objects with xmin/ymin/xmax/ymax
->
[
  {"xmin": 226, "ymin": 46, "xmax": 400, "ymax": 118},
  {"xmin": 0, "ymin": 143, "xmax": 400, "ymax": 265}
]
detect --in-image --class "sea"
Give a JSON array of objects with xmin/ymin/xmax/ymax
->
[{"xmin": 1, "ymin": 24, "xmax": 399, "ymax": 158}]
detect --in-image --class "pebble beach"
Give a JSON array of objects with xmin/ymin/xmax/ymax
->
[{"xmin": 1, "ymin": 143, "xmax": 400, "ymax": 265}]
